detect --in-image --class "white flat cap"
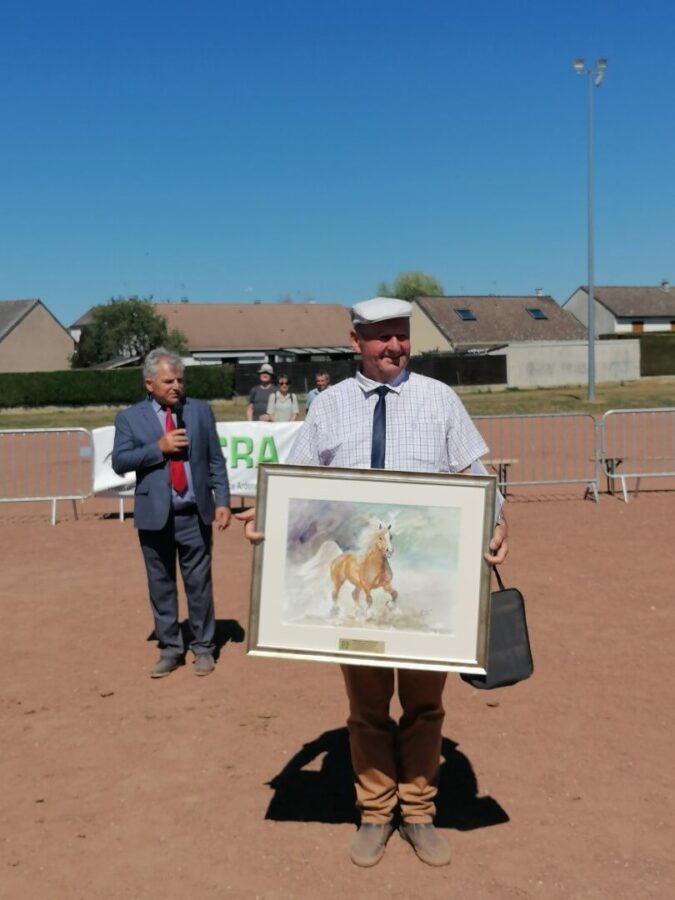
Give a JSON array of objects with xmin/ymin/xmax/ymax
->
[{"xmin": 351, "ymin": 296, "xmax": 412, "ymax": 325}]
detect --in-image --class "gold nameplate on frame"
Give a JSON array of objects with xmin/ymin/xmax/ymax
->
[{"xmin": 339, "ymin": 638, "xmax": 385, "ymax": 654}]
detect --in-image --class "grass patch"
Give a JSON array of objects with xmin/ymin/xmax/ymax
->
[
  {"xmin": 460, "ymin": 378, "xmax": 675, "ymax": 417},
  {"xmin": 0, "ymin": 378, "xmax": 673, "ymax": 430}
]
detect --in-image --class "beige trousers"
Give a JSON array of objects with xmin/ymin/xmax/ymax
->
[{"xmin": 341, "ymin": 664, "xmax": 447, "ymax": 824}]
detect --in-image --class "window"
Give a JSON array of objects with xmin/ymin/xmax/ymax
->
[
  {"xmin": 526, "ymin": 307, "xmax": 548, "ymax": 320},
  {"xmin": 454, "ymin": 308, "xmax": 476, "ymax": 321}
]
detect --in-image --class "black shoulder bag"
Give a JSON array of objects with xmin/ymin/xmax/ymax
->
[{"xmin": 460, "ymin": 567, "xmax": 534, "ymax": 689}]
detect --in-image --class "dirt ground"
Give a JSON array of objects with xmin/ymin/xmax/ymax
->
[{"xmin": 1, "ymin": 488, "xmax": 674, "ymax": 900}]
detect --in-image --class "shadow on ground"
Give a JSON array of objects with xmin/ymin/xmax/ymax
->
[
  {"xmin": 265, "ymin": 726, "xmax": 509, "ymax": 830},
  {"xmin": 147, "ymin": 618, "xmax": 246, "ymax": 658}
]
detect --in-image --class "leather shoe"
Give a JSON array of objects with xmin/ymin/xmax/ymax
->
[
  {"xmin": 193, "ymin": 653, "xmax": 215, "ymax": 676},
  {"xmin": 399, "ymin": 823, "xmax": 451, "ymax": 866},
  {"xmin": 350, "ymin": 823, "xmax": 394, "ymax": 867},
  {"xmin": 150, "ymin": 657, "xmax": 181, "ymax": 678}
]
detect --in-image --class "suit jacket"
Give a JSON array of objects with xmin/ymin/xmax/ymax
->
[{"xmin": 112, "ymin": 396, "xmax": 230, "ymax": 530}]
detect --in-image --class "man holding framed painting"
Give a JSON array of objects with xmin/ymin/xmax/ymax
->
[{"xmin": 238, "ymin": 296, "xmax": 507, "ymax": 868}]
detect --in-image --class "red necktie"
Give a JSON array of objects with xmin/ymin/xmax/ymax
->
[{"xmin": 165, "ymin": 407, "xmax": 188, "ymax": 494}]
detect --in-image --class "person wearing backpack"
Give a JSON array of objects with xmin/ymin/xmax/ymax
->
[{"xmin": 266, "ymin": 374, "xmax": 299, "ymax": 422}]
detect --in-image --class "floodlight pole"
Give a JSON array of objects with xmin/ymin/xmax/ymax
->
[{"xmin": 573, "ymin": 57, "xmax": 607, "ymax": 401}]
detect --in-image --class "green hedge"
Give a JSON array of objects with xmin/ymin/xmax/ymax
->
[
  {"xmin": 0, "ymin": 364, "xmax": 235, "ymax": 408},
  {"xmin": 640, "ymin": 333, "xmax": 675, "ymax": 376},
  {"xmin": 600, "ymin": 332, "xmax": 675, "ymax": 376}
]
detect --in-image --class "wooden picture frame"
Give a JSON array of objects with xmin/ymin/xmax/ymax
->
[{"xmin": 247, "ymin": 464, "xmax": 496, "ymax": 674}]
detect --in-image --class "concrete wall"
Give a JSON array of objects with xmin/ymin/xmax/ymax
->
[
  {"xmin": 505, "ymin": 339, "xmax": 640, "ymax": 388},
  {"xmin": 0, "ymin": 304, "xmax": 74, "ymax": 372}
]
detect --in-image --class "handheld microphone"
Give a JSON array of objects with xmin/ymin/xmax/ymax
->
[
  {"xmin": 173, "ymin": 400, "xmax": 186, "ymax": 431},
  {"xmin": 172, "ymin": 401, "xmax": 188, "ymax": 459}
]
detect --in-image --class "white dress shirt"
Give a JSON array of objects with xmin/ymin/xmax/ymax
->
[{"xmin": 287, "ymin": 370, "xmax": 488, "ymax": 473}]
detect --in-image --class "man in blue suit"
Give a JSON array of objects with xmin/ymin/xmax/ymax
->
[{"xmin": 112, "ymin": 347, "xmax": 231, "ymax": 678}]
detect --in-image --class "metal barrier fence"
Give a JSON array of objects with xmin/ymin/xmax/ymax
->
[
  {"xmin": 1, "ymin": 411, "xmax": 674, "ymax": 521},
  {"xmin": 600, "ymin": 408, "xmax": 675, "ymax": 502},
  {"xmin": 0, "ymin": 428, "xmax": 94, "ymax": 524},
  {"xmin": 474, "ymin": 413, "xmax": 600, "ymax": 500}
]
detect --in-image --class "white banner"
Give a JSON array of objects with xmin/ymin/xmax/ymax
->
[
  {"xmin": 215, "ymin": 421, "xmax": 302, "ymax": 496},
  {"xmin": 91, "ymin": 425, "xmax": 135, "ymax": 495},
  {"xmin": 91, "ymin": 421, "xmax": 303, "ymax": 499}
]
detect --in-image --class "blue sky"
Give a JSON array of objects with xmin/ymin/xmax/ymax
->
[{"xmin": 1, "ymin": 0, "xmax": 673, "ymax": 326}]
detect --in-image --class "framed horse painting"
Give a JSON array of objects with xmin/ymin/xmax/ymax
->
[{"xmin": 246, "ymin": 464, "xmax": 496, "ymax": 674}]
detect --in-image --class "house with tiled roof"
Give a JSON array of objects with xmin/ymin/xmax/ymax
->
[
  {"xmin": 71, "ymin": 302, "xmax": 355, "ymax": 366},
  {"xmin": 411, "ymin": 294, "xmax": 587, "ymax": 353},
  {"xmin": 409, "ymin": 293, "xmax": 643, "ymax": 388},
  {"xmin": 0, "ymin": 299, "xmax": 74, "ymax": 372},
  {"xmin": 563, "ymin": 282, "xmax": 675, "ymax": 335}
]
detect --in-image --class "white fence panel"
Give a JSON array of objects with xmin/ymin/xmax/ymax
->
[
  {"xmin": 601, "ymin": 408, "xmax": 675, "ymax": 501},
  {"xmin": 0, "ymin": 428, "xmax": 93, "ymax": 524},
  {"xmin": 474, "ymin": 413, "xmax": 600, "ymax": 498},
  {"xmin": 3, "ymin": 410, "xmax": 673, "ymax": 521}
]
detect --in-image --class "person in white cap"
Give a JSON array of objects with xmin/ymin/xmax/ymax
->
[
  {"xmin": 246, "ymin": 362, "xmax": 276, "ymax": 421},
  {"xmin": 237, "ymin": 296, "xmax": 507, "ymax": 868}
]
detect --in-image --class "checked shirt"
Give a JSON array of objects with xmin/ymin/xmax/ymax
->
[{"xmin": 287, "ymin": 370, "xmax": 488, "ymax": 473}]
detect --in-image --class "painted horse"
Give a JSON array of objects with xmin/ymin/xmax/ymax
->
[{"xmin": 329, "ymin": 523, "xmax": 397, "ymax": 616}]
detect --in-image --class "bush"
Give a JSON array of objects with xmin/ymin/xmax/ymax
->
[
  {"xmin": 0, "ymin": 365, "xmax": 235, "ymax": 408},
  {"xmin": 600, "ymin": 332, "xmax": 675, "ymax": 376},
  {"xmin": 640, "ymin": 334, "xmax": 675, "ymax": 376}
]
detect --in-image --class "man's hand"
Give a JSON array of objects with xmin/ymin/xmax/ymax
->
[
  {"xmin": 234, "ymin": 507, "xmax": 265, "ymax": 544},
  {"xmin": 484, "ymin": 518, "xmax": 508, "ymax": 566},
  {"xmin": 159, "ymin": 429, "xmax": 189, "ymax": 456},
  {"xmin": 215, "ymin": 507, "xmax": 232, "ymax": 531}
]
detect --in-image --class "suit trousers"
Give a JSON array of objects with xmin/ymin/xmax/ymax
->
[
  {"xmin": 139, "ymin": 510, "xmax": 216, "ymax": 659},
  {"xmin": 341, "ymin": 664, "xmax": 447, "ymax": 824}
]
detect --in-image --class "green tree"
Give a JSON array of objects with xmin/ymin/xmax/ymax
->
[
  {"xmin": 378, "ymin": 271, "xmax": 444, "ymax": 301},
  {"xmin": 71, "ymin": 297, "xmax": 188, "ymax": 368}
]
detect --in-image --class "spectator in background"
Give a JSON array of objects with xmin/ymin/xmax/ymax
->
[
  {"xmin": 305, "ymin": 370, "xmax": 331, "ymax": 413},
  {"xmin": 247, "ymin": 363, "xmax": 276, "ymax": 421},
  {"xmin": 266, "ymin": 374, "xmax": 299, "ymax": 422}
]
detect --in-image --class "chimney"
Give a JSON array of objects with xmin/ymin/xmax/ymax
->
[
  {"xmin": 661, "ymin": 280, "xmax": 670, "ymax": 292},
  {"xmin": 534, "ymin": 288, "xmax": 544, "ymax": 297}
]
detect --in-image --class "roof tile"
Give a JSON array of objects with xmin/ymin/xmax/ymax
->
[{"xmin": 415, "ymin": 295, "xmax": 587, "ymax": 346}]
